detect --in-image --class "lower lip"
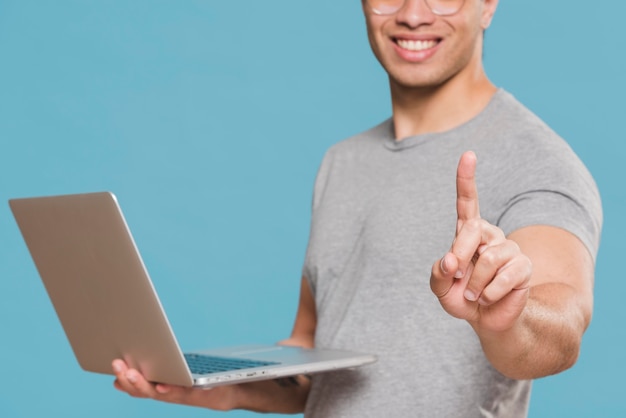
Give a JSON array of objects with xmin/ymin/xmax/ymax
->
[{"xmin": 392, "ymin": 40, "xmax": 440, "ymax": 62}]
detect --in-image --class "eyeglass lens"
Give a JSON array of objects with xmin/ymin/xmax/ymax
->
[{"xmin": 367, "ymin": 0, "xmax": 464, "ymax": 16}]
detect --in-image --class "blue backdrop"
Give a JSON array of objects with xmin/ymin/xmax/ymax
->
[{"xmin": 0, "ymin": 1, "xmax": 623, "ymax": 417}]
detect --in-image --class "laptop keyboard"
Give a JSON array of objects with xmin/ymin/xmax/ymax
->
[{"xmin": 184, "ymin": 353, "xmax": 280, "ymax": 375}]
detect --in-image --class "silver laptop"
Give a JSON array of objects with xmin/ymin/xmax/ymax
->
[{"xmin": 9, "ymin": 191, "xmax": 376, "ymax": 388}]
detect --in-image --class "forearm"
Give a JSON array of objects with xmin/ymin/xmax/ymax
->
[
  {"xmin": 472, "ymin": 283, "xmax": 592, "ymax": 380},
  {"xmin": 232, "ymin": 375, "xmax": 310, "ymax": 413}
]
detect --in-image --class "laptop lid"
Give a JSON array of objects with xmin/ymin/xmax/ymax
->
[
  {"xmin": 10, "ymin": 192, "xmax": 195, "ymax": 386},
  {"xmin": 9, "ymin": 192, "xmax": 377, "ymax": 388}
]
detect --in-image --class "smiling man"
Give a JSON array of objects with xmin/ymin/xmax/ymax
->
[{"xmin": 113, "ymin": 1, "xmax": 602, "ymax": 416}]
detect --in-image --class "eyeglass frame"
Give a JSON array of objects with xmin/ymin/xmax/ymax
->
[{"xmin": 364, "ymin": 0, "xmax": 467, "ymax": 17}]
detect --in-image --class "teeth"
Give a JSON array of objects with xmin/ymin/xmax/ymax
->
[{"xmin": 396, "ymin": 39, "xmax": 437, "ymax": 51}]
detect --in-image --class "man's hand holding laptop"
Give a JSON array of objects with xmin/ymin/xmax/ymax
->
[{"xmin": 111, "ymin": 336, "xmax": 312, "ymax": 413}]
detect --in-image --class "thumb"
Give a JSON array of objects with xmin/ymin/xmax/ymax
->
[{"xmin": 430, "ymin": 252, "xmax": 459, "ymax": 298}]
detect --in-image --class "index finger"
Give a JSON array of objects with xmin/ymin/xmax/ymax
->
[{"xmin": 456, "ymin": 151, "xmax": 481, "ymax": 225}]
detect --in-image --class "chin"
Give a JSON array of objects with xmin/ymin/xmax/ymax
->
[{"xmin": 389, "ymin": 73, "xmax": 452, "ymax": 91}]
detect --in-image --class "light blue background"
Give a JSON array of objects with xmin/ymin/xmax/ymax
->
[{"xmin": 0, "ymin": 1, "xmax": 623, "ymax": 417}]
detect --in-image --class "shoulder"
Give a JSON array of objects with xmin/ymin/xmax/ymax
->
[
  {"xmin": 480, "ymin": 90, "xmax": 564, "ymax": 149},
  {"xmin": 310, "ymin": 119, "xmax": 392, "ymax": 207},
  {"xmin": 474, "ymin": 90, "xmax": 592, "ymax": 184},
  {"xmin": 475, "ymin": 90, "xmax": 603, "ymax": 258}
]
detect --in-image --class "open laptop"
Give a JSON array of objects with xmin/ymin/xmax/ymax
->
[{"xmin": 9, "ymin": 191, "xmax": 376, "ymax": 388}]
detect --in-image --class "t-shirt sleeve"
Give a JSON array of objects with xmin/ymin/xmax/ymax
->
[
  {"xmin": 496, "ymin": 187, "xmax": 603, "ymax": 261},
  {"xmin": 301, "ymin": 147, "xmax": 336, "ymax": 296},
  {"xmin": 477, "ymin": 104, "xmax": 603, "ymax": 262},
  {"xmin": 487, "ymin": 138, "xmax": 603, "ymax": 261}
]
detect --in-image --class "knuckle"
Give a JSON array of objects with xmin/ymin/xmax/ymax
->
[
  {"xmin": 478, "ymin": 248, "xmax": 499, "ymax": 266},
  {"xmin": 453, "ymin": 242, "xmax": 477, "ymax": 261},
  {"xmin": 498, "ymin": 272, "xmax": 515, "ymax": 288},
  {"xmin": 466, "ymin": 218, "xmax": 481, "ymax": 230},
  {"xmin": 521, "ymin": 253, "xmax": 533, "ymax": 270},
  {"xmin": 507, "ymin": 239, "xmax": 521, "ymax": 253},
  {"xmin": 509, "ymin": 253, "xmax": 532, "ymax": 276},
  {"xmin": 484, "ymin": 221, "xmax": 505, "ymax": 237},
  {"xmin": 455, "ymin": 247, "xmax": 472, "ymax": 260}
]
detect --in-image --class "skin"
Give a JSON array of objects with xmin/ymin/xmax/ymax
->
[
  {"xmin": 362, "ymin": 0, "xmax": 498, "ymax": 137},
  {"xmin": 112, "ymin": 277, "xmax": 316, "ymax": 412},
  {"xmin": 112, "ymin": 0, "xmax": 595, "ymax": 410},
  {"xmin": 431, "ymin": 151, "xmax": 594, "ymax": 379}
]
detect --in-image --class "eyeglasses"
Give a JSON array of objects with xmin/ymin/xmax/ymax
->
[{"xmin": 365, "ymin": 0, "xmax": 466, "ymax": 17}]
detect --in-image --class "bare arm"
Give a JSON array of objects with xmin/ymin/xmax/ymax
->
[
  {"xmin": 431, "ymin": 152, "xmax": 595, "ymax": 380},
  {"xmin": 470, "ymin": 226, "xmax": 593, "ymax": 379},
  {"xmin": 113, "ymin": 276, "xmax": 318, "ymax": 412}
]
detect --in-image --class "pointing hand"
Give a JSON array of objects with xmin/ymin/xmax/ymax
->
[{"xmin": 430, "ymin": 151, "xmax": 532, "ymax": 332}]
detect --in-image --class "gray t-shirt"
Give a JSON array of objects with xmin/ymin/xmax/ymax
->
[{"xmin": 302, "ymin": 89, "xmax": 602, "ymax": 417}]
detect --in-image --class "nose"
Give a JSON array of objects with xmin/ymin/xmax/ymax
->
[{"xmin": 395, "ymin": 0, "xmax": 436, "ymax": 28}]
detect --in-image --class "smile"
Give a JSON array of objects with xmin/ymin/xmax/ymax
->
[{"xmin": 395, "ymin": 39, "xmax": 438, "ymax": 52}]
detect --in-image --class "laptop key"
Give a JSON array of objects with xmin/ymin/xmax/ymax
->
[{"xmin": 184, "ymin": 353, "xmax": 279, "ymax": 375}]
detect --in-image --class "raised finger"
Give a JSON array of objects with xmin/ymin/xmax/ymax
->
[{"xmin": 456, "ymin": 151, "xmax": 480, "ymax": 227}]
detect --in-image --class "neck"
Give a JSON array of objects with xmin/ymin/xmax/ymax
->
[{"xmin": 390, "ymin": 68, "xmax": 497, "ymax": 140}]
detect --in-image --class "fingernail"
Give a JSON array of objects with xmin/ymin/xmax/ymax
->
[
  {"xmin": 464, "ymin": 289, "xmax": 477, "ymax": 301},
  {"xmin": 112, "ymin": 362, "xmax": 122, "ymax": 373},
  {"xmin": 454, "ymin": 270, "xmax": 464, "ymax": 279},
  {"xmin": 440, "ymin": 258, "xmax": 448, "ymax": 274},
  {"xmin": 126, "ymin": 371, "xmax": 137, "ymax": 384}
]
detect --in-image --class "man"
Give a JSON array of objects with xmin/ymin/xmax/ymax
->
[{"xmin": 113, "ymin": 0, "xmax": 602, "ymax": 416}]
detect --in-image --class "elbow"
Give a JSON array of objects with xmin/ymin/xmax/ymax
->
[
  {"xmin": 526, "ymin": 320, "xmax": 589, "ymax": 379},
  {"xmin": 552, "ymin": 306, "xmax": 592, "ymax": 376},
  {"xmin": 521, "ymin": 284, "xmax": 593, "ymax": 379},
  {"xmin": 497, "ymin": 335, "xmax": 583, "ymax": 381},
  {"xmin": 548, "ymin": 333, "xmax": 583, "ymax": 376},
  {"xmin": 550, "ymin": 297, "xmax": 593, "ymax": 376},
  {"xmin": 497, "ymin": 307, "xmax": 591, "ymax": 380}
]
